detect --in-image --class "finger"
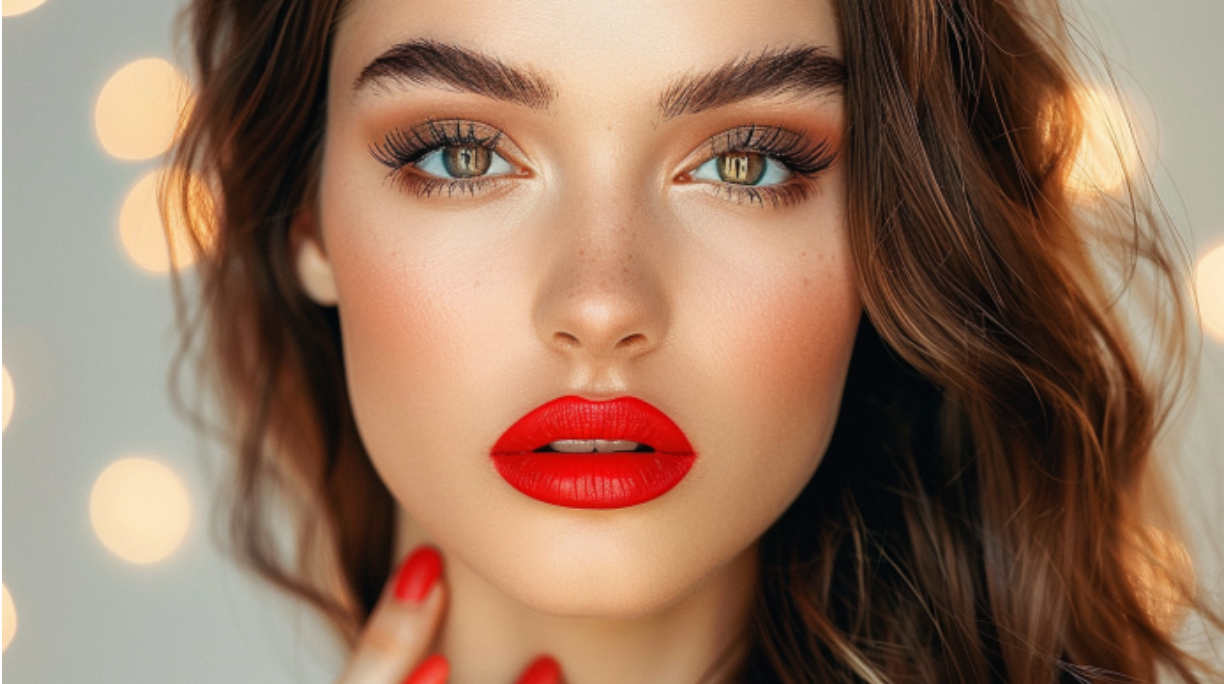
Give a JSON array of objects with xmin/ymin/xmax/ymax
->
[
  {"xmin": 514, "ymin": 656, "xmax": 562, "ymax": 684},
  {"xmin": 337, "ymin": 546, "xmax": 446, "ymax": 684},
  {"xmin": 400, "ymin": 653, "xmax": 561, "ymax": 684},
  {"xmin": 402, "ymin": 654, "xmax": 449, "ymax": 684}
]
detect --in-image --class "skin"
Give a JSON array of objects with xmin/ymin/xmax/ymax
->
[{"xmin": 295, "ymin": 0, "xmax": 859, "ymax": 681}]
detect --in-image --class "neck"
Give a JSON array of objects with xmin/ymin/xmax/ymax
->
[{"xmin": 395, "ymin": 511, "xmax": 759, "ymax": 684}]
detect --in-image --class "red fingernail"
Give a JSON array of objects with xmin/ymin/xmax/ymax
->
[
  {"xmin": 402, "ymin": 654, "xmax": 449, "ymax": 684},
  {"xmin": 515, "ymin": 656, "xmax": 562, "ymax": 684},
  {"xmin": 394, "ymin": 546, "xmax": 442, "ymax": 604}
]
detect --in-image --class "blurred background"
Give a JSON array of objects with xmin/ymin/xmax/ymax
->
[{"xmin": 2, "ymin": 0, "xmax": 1222, "ymax": 681}]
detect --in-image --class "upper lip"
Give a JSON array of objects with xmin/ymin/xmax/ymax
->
[{"xmin": 490, "ymin": 395, "xmax": 696, "ymax": 456}]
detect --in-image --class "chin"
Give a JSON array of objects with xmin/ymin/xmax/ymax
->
[
  {"xmin": 465, "ymin": 517, "xmax": 749, "ymax": 620},
  {"xmin": 500, "ymin": 569, "xmax": 689, "ymax": 620}
]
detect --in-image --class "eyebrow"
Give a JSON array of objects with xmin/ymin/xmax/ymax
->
[
  {"xmin": 353, "ymin": 40, "xmax": 846, "ymax": 118},
  {"xmin": 354, "ymin": 39, "xmax": 557, "ymax": 109},
  {"xmin": 657, "ymin": 45, "xmax": 846, "ymax": 119}
]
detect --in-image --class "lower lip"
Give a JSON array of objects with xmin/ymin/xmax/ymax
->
[{"xmin": 489, "ymin": 451, "xmax": 697, "ymax": 509}]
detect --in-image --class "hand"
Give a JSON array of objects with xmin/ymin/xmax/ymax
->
[{"xmin": 335, "ymin": 545, "xmax": 562, "ymax": 684}]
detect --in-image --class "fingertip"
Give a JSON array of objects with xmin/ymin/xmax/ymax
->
[
  {"xmin": 394, "ymin": 546, "xmax": 444, "ymax": 604},
  {"xmin": 514, "ymin": 655, "xmax": 562, "ymax": 684},
  {"xmin": 402, "ymin": 653, "xmax": 449, "ymax": 684}
]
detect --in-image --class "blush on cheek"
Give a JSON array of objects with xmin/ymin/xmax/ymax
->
[
  {"xmin": 666, "ymin": 240, "xmax": 859, "ymax": 535},
  {"xmin": 326, "ymin": 233, "xmax": 454, "ymax": 434},
  {"xmin": 716, "ymin": 253, "xmax": 859, "ymax": 419},
  {"xmin": 325, "ymin": 204, "xmax": 489, "ymax": 398},
  {"xmin": 764, "ymin": 271, "xmax": 857, "ymax": 396}
]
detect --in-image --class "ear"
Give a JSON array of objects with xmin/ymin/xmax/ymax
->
[{"xmin": 291, "ymin": 208, "xmax": 339, "ymax": 305}]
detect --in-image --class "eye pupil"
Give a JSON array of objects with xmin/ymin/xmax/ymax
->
[
  {"xmin": 443, "ymin": 145, "xmax": 491, "ymax": 178},
  {"xmin": 718, "ymin": 153, "xmax": 765, "ymax": 185}
]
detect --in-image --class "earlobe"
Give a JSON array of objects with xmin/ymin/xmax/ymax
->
[{"xmin": 292, "ymin": 212, "xmax": 339, "ymax": 305}]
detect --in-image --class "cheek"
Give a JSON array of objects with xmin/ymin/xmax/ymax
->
[
  {"xmin": 712, "ymin": 254, "xmax": 857, "ymax": 414},
  {"xmin": 317, "ymin": 132, "xmax": 533, "ymax": 413},
  {"xmin": 327, "ymin": 227, "xmax": 457, "ymax": 411},
  {"xmin": 666, "ymin": 194, "xmax": 860, "ymax": 541},
  {"xmin": 716, "ymin": 255, "xmax": 858, "ymax": 493},
  {"xmin": 318, "ymin": 177, "xmax": 519, "ymax": 481}
]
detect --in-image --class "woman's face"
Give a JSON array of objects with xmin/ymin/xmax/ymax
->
[{"xmin": 301, "ymin": 0, "xmax": 858, "ymax": 616}]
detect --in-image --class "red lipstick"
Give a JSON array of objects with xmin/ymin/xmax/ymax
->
[{"xmin": 490, "ymin": 396, "xmax": 697, "ymax": 509}]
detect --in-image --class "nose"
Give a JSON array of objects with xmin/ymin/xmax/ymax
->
[{"xmin": 532, "ymin": 194, "xmax": 670, "ymax": 365}]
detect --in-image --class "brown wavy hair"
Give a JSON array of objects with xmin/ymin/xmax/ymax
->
[{"xmin": 167, "ymin": 0, "xmax": 1222, "ymax": 681}]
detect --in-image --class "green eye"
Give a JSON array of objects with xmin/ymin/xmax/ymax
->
[
  {"xmin": 691, "ymin": 152, "xmax": 791, "ymax": 186},
  {"xmin": 417, "ymin": 145, "xmax": 514, "ymax": 179}
]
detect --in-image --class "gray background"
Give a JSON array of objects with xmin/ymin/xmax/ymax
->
[{"xmin": 2, "ymin": 0, "xmax": 1222, "ymax": 682}]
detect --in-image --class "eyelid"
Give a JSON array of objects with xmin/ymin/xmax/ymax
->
[{"xmin": 677, "ymin": 124, "xmax": 825, "ymax": 177}]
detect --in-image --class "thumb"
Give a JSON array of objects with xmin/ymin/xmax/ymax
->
[{"xmin": 336, "ymin": 546, "xmax": 447, "ymax": 684}]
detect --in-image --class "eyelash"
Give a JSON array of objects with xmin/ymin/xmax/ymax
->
[
  {"xmin": 692, "ymin": 124, "xmax": 836, "ymax": 209},
  {"xmin": 370, "ymin": 119, "xmax": 513, "ymax": 198},
  {"xmin": 368, "ymin": 120, "xmax": 836, "ymax": 208}
]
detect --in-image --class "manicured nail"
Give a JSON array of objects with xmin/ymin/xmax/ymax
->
[
  {"xmin": 402, "ymin": 654, "xmax": 449, "ymax": 684},
  {"xmin": 515, "ymin": 656, "xmax": 562, "ymax": 684},
  {"xmin": 394, "ymin": 546, "xmax": 442, "ymax": 604}
]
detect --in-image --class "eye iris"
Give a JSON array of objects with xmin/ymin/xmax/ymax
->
[
  {"xmin": 443, "ymin": 145, "xmax": 491, "ymax": 178},
  {"xmin": 718, "ymin": 153, "xmax": 765, "ymax": 185}
]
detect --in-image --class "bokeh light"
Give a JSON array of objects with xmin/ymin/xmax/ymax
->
[
  {"xmin": 1129, "ymin": 527, "xmax": 1195, "ymax": 634},
  {"xmin": 2, "ymin": 584, "xmax": 16, "ymax": 652},
  {"xmin": 2, "ymin": 0, "xmax": 48, "ymax": 17},
  {"xmin": 2, "ymin": 365, "xmax": 14, "ymax": 431},
  {"xmin": 94, "ymin": 58, "xmax": 191, "ymax": 160},
  {"xmin": 1068, "ymin": 85, "xmax": 1140, "ymax": 196},
  {"xmin": 118, "ymin": 169, "xmax": 214, "ymax": 274},
  {"xmin": 1197, "ymin": 243, "xmax": 1224, "ymax": 341},
  {"xmin": 90, "ymin": 458, "xmax": 192, "ymax": 564}
]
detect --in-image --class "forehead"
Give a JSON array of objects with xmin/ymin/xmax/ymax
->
[{"xmin": 333, "ymin": 0, "xmax": 841, "ymax": 103}]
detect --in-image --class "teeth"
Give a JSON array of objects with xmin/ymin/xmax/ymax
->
[{"xmin": 548, "ymin": 439, "xmax": 642, "ymax": 453}]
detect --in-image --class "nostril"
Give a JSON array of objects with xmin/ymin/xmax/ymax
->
[
  {"xmin": 552, "ymin": 332, "xmax": 580, "ymax": 348},
  {"xmin": 616, "ymin": 333, "xmax": 648, "ymax": 350}
]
